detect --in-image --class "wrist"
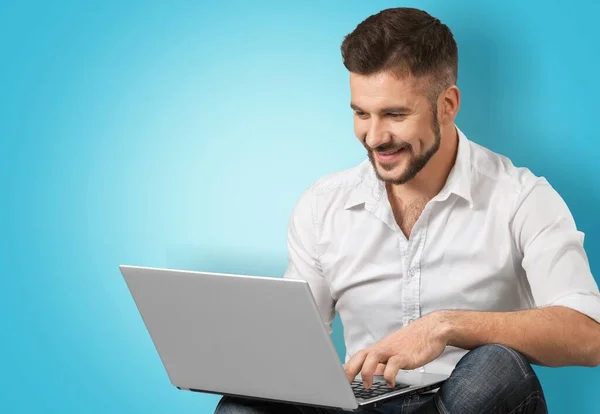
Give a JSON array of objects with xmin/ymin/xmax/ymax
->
[{"xmin": 432, "ymin": 310, "xmax": 456, "ymax": 346}]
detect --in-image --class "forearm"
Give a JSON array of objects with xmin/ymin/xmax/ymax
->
[{"xmin": 437, "ymin": 306, "xmax": 600, "ymax": 367}]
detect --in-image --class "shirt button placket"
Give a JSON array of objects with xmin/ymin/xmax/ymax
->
[{"xmin": 409, "ymin": 220, "xmax": 427, "ymax": 372}]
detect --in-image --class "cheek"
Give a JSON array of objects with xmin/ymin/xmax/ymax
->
[
  {"xmin": 399, "ymin": 120, "xmax": 429, "ymax": 147},
  {"xmin": 353, "ymin": 120, "xmax": 367, "ymax": 141}
]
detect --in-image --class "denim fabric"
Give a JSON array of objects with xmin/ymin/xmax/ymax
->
[{"xmin": 214, "ymin": 344, "xmax": 547, "ymax": 414}]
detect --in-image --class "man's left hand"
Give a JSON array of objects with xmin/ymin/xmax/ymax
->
[{"xmin": 343, "ymin": 311, "xmax": 450, "ymax": 389}]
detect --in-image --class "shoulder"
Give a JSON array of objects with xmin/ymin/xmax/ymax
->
[
  {"xmin": 466, "ymin": 138, "xmax": 572, "ymax": 229},
  {"xmin": 468, "ymin": 140, "xmax": 542, "ymax": 207},
  {"xmin": 312, "ymin": 160, "xmax": 370, "ymax": 195},
  {"xmin": 291, "ymin": 160, "xmax": 371, "ymax": 218}
]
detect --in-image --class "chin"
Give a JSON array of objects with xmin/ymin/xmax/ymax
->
[
  {"xmin": 375, "ymin": 163, "xmax": 407, "ymax": 183},
  {"xmin": 376, "ymin": 158, "xmax": 405, "ymax": 172}
]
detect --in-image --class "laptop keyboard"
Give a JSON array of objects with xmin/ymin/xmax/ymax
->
[{"xmin": 351, "ymin": 379, "xmax": 410, "ymax": 400}]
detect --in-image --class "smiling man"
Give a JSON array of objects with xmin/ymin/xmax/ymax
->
[{"xmin": 216, "ymin": 7, "xmax": 600, "ymax": 414}]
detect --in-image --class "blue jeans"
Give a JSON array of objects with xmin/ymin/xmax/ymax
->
[{"xmin": 214, "ymin": 344, "xmax": 547, "ymax": 413}]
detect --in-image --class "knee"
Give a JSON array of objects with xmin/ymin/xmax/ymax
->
[
  {"xmin": 458, "ymin": 344, "xmax": 536, "ymax": 382},
  {"xmin": 435, "ymin": 345, "xmax": 544, "ymax": 413},
  {"xmin": 214, "ymin": 396, "xmax": 261, "ymax": 414}
]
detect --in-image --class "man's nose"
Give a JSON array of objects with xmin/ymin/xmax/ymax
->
[{"xmin": 365, "ymin": 120, "xmax": 392, "ymax": 149}]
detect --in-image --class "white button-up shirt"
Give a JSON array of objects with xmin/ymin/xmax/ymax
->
[{"xmin": 284, "ymin": 126, "xmax": 600, "ymax": 375}]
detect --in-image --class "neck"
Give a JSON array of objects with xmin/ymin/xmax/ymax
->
[{"xmin": 387, "ymin": 124, "xmax": 459, "ymax": 201}]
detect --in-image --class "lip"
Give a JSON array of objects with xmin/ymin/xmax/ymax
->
[{"xmin": 374, "ymin": 148, "xmax": 406, "ymax": 163}]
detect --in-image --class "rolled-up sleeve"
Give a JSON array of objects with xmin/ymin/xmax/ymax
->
[
  {"xmin": 512, "ymin": 176, "xmax": 600, "ymax": 323},
  {"xmin": 283, "ymin": 185, "xmax": 336, "ymax": 333}
]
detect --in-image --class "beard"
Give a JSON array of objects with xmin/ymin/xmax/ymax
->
[{"xmin": 366, "ymin": 109, "xmax": 441, "ymax": 185}]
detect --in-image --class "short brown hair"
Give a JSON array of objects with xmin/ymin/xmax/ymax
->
[{"xmin": 341, "ymin": 7, "xmax": 458, "ymax": 102}]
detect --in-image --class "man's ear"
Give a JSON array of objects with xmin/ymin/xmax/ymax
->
[{"xmin": 440, "ymin": 85, "xmax": 460, "ymax": 126}]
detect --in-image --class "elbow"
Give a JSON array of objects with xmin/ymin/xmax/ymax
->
[
  {"xmin": 591, "ymin": 349, "xmax": 600, "ymax": 368},
  {"xmin": 592, "ymin": 323, "xmax": 600, "ymax": 367},
  {"xmin": 585, "ymin": 335, "xmax": 600, "ymax": 368},
  {"xmin": 583, "ymin": 355, "xmax": 600, "ymax": 368},
  {"xmin": 576, "ymin": 311, "xmax": 600, "ymax": 367}
]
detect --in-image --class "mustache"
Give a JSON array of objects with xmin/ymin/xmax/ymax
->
[{"xmin": 366, "ymin": 141, "xmax": 412, "ymax": 153}]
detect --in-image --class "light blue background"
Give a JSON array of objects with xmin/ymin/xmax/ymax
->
[{"xmin": 2, "ymin": 1, "xmax": 599, "ymax": 412}]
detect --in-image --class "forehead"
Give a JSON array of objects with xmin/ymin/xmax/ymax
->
[{"xmin": 349, "ymin": 71, "xmax": 426, "ymax": 109}]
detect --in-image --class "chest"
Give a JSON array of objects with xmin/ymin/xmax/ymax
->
[
  {"xmin": 390, "ymin": 198, "xmax": 428, "ymax": 239},
  {"xmin": 317, "ymin": 203, "xmax": 530, "ymax": 311}
]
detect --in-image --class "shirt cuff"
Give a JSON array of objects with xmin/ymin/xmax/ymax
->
[{"xmin": 546, "ymin": 291, "xmax": 600, "ymax": 323}]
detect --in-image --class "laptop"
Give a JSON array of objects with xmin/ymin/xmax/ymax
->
[{"xmin": 120, "ymin": 265, "xmax": 448, "ymax": 411}]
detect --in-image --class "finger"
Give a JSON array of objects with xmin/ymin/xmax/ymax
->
[
  {"xmin": 360, "ymin": 351, "xmax": 382, "ymax": 389},
  {"xmin": 383, "ymin": 356, "xmax": 404, "ymax": 388},
  {"xmin": 343, "ymin": 350, "xmax": 368, "ymax": 383},
  {"xmin": 374, "ymin": 363, "xmax": 386, "ymax": 375}
]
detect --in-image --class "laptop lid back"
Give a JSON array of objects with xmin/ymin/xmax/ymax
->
[{"xmin": 119, "ymin": 265, "xmax": 358, "ymax": 410}]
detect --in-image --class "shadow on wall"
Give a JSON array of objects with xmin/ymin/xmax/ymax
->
[{"xmin": 165, "ymin": 245, "xmax": 287, "ymax": 277}]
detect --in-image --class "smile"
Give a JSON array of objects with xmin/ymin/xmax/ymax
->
[{"xmin": 375, "ymin": 148, "xmax": 407, "ymax": 162}]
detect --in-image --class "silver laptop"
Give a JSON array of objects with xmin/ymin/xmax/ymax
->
[{"xmin": 120, "ymin": 265, "xmax": 448, "ymax": 411}]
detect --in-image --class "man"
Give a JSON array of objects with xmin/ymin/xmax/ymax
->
[{"xmin": 216, "ymin": 7, "xmax": 600, "ymax": 414}]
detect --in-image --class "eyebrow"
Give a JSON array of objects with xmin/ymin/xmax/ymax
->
[{"xmin": 350, "ymin": 103, "xmax": 412, "ymax": 113}]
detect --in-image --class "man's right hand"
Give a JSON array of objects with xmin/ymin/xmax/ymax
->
[{"xmin": 344, "ymin": 363, "xmax": 386, "ymax": 379}]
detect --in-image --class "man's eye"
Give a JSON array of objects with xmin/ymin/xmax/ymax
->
[
  {"xmin": 388, "ymin": 113, "xmax": 405, "ymax": 119},
  {"xmin": 355, "ymin": 111, "xmax": 368, "ymax": 118}
]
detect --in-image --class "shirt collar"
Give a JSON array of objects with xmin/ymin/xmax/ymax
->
[
  {"xmin": 344, "ymin": 125, "xmax": 473, "ymax": 210},
  {"xmin": 343, "ymin": 161, "xmax": 383, "ymax": 210},
  {"xmin": 441, "ymin": 125, "xmax": 473, "ymax": 208}
]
